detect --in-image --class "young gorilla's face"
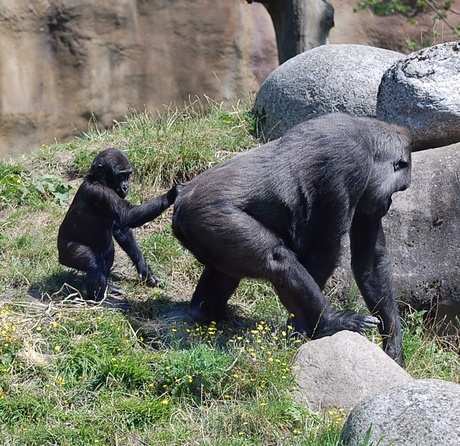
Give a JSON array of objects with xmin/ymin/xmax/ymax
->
[
  {"xmin": 113, "ymin": 170, "xmax": 132, "ymax": 199},
  {"xmin": 92, "ymin": 148, "xmax": 134, "ymax": 198}
]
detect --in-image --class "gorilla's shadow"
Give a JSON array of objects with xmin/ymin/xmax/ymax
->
[
  {"xmin": 28, "ymin": 270, "xmax": 84, "ymax": 303},
  {"xmin": 129, "ymin": 294, "xmax": 255, "ymax": 350},
  {"xmin": 29, "ymin": 270, "xmax": 133, "ymax": 310},
  {"xmin": 30, "ymin": 271, "xmax": 255, "ymax": 350}
]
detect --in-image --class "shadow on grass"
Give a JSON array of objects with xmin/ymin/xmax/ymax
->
[
  {"xmin": 29, "ymin": 270, "xmax": 134, "ymax": 311},
  {"xmin": 129, "ymin": 293, "xmax": 264, "ymax": 350},
  {"xmin": 28, "ymin": 271, "xmax": 277, "ymax": 351}
]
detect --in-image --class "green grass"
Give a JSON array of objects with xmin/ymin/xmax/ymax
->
[{"xmin": 0, "ymin": 100, "xmax": 458, "ymax": 445}]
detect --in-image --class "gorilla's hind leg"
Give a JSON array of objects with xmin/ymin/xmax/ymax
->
[
  {"xmin": 86, "ymin": 267, "xmax": 108, "ymax": 301},
  {"xmin": 266, "ymin": 245, "xmax": 379, "ymax": 338},
  {"xmin": 190, "ymin": 267, "xmax": 240, "ymax": 322},
  {"xmin": 85, "ymin": 248, "xmax": 114, "ymax": 301}
]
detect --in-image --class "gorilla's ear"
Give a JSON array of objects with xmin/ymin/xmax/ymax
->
[{"xmin": 93, "ymin": 162, "xmax": 108, "ymax": 185}]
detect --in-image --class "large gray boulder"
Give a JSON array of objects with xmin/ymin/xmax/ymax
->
[
  {"xmin": 377, "ymin": 41, "xmax": 460, "ymax": 150},
  {"xmin": 340, "ymin": 379, "xmax": 460, "ymax": 446},
  {"xmin": 254, "ymin": 44, "xmax": 403, "ymax": 140},
  {"xmin": 383, "ymin": 143, "xmax": 460, "ymax": 312},
  {"xmin": 292, "ymin": 331, "xmax": 411, "ymax": 412}
]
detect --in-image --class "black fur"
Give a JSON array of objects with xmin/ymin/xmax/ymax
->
[
  {"xmin": 172, "ymin": 113, "xmax": 411, "ymax": 364},
  {"xmin": 58, "ymin": 148, "xmax": 180, "ymax": 300}
]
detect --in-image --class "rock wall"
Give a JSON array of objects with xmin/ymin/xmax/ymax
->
[{"xmin": 0, "ymin": 0, "xmax": 278, "ymax": 157}]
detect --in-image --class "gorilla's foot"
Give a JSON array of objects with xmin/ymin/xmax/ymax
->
[
  {"xmin": 108, "ymin": 282, "xmax": 126, "ymax": 295},
  {"xmin": 312, "ymin": 309, "xmax": 379, "ymax": 339},
  {"xmin": 189, "ymin": 301, "xmax": 229, "ymax": 323}
]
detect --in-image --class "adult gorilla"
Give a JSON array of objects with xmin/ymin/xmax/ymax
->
[
  {"xmin": 172, "ymin": 113, "xmax": 411, "ymax": 364},
  {"xmin": 58, "ymin": 148, "xmax": 180, "ymax": 301}
]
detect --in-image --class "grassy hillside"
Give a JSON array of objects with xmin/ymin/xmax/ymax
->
[{"xmin": 0, "ymin": 101, "xmax": 458, "ymax": 445}]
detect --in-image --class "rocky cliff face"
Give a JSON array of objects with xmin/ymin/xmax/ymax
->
[
  {"xmin": 0, "ymin": 0, "xmax": 277, "ymax": 156},
  {"xmin": 1, "ymin": 0, "xmax": 459, "ymax": 157}
]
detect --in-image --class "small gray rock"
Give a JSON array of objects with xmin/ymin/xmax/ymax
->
[
  {"xmin": 292, "ymin": 331, "xmax": 411, "ymax": 412},
  {"xmin": 377, "ymin": 41, "xmax": 460, "ymax": 150},
  {"xmin": 254, "ymin": 44, "xmax": 403, "ymax": 140},
  {"xmin": 341, "ymin": 379, "xmax": 460, "ymax": 446}
]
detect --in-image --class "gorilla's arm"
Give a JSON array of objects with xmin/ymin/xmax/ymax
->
[
  {"xmin": 119, "ymin": 184, "xmax": 181, "ymax": 229},
  {"xmin": 350, "ymin": 213, "xmax": 403, "ymax": 364},
  {"xmin": 113, "ymin": 227, "xmax": 158, "ymax": 285}
]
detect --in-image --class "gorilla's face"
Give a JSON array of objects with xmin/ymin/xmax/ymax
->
[
  {"xmin": 91, "ymin": 148, "xmax": 133, "ymax": 198},
  {"xmin": 358, "ymin": 135, "xmax": 411, "ymax": 218}
]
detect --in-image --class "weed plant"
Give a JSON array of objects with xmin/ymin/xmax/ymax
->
[{"xmin": 0, "ymin": 100, "xmax": 458, "ymax": 445}]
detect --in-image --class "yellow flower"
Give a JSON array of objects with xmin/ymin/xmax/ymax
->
[{"xmin": 56, "ymin": 376, "xmax": 65, "ymax": 385}]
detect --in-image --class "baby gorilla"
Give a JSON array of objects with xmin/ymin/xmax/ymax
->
[
  {"xmin": 58, "ymin": 148, "xmax": 180, "ymax": 301},
  {"xmin": 172, "ymin": 113, "xmax": 411, "ymax": 364}
]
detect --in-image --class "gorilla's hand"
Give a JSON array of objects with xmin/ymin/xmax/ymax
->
[
  {"xmin": 138, "ymin": 264, "xmax": 159, "ymax": 287},
  {"xmin": 166, "ymin": 183, "xmax": 185, "ymax": 204}
]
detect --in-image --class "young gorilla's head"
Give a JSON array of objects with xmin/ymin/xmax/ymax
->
[{"xmin": 89, "ymin": 148, "xmax": 133, "ymax": 198}]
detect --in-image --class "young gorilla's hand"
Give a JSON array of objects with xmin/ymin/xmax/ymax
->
[
  {"xmin": 137, "ymin": 264, "xmax": 159, "ymax": 287},
  {"xmin": 166, "ymin": 183, "xmax": 185, "ymax": 204}
]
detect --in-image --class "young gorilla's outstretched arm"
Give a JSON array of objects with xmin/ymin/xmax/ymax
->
[{"xmin": 118, "ymin": 186, "xmax": 180, "ymax": 229}]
